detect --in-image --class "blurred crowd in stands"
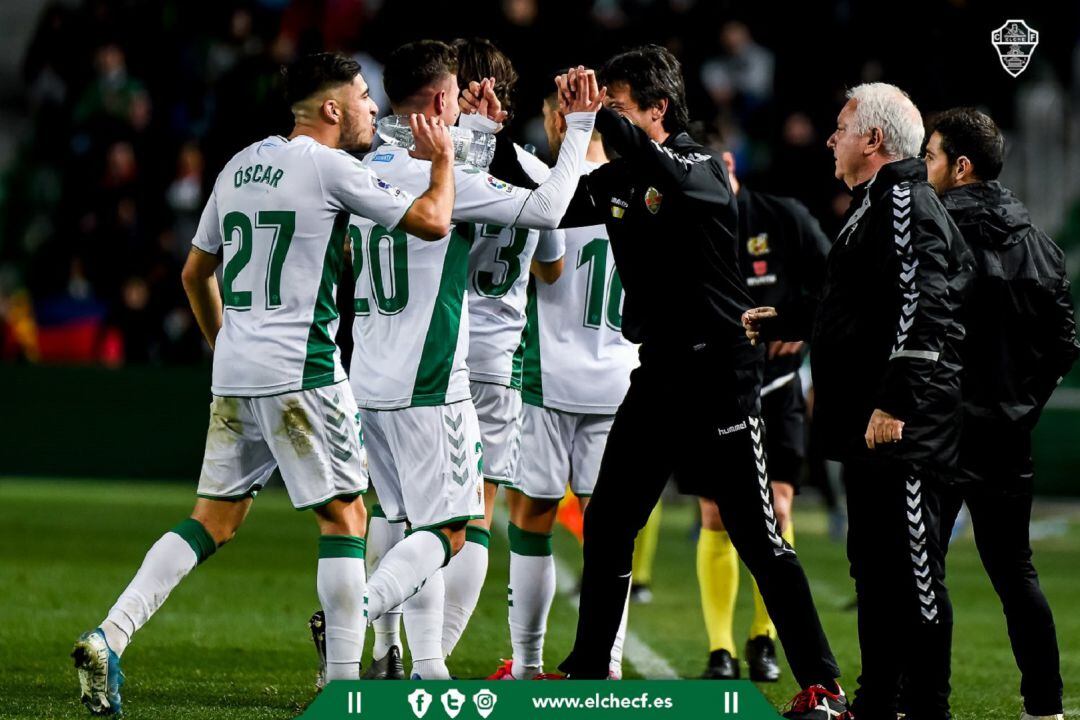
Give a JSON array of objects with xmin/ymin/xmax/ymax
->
[{"xmin": 1, "ymin": 0, "xmax": 1078, "ymax": 366}]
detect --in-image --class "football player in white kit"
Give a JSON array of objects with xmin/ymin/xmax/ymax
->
[
  {"xmin": 487, "ymin": 89, "xmax": 638, "ymax": 680},
  {"xmin": 324, "ymin": 41, "xmax": 605, "ymax": 680},
  {"xmin": 71, "ymin": 53, "xmax": 455, "ymax": 715},
  {"xmin": 420, "ymin": 37, "xmax": 569, "ymax": 665}
]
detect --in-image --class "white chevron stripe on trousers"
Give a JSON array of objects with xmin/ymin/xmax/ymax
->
[{"xmin": 905, "ymin": 474, "xmax": 939, "ymax": 623}]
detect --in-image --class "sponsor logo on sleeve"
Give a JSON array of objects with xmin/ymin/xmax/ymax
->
[
  {"xmin": 486, "ymin": 176, "xmax": 514, "ymax": 194},
  {"xmin": 372, "ymin": 152, "xmax": 395, "ymax": 163},
  {"xmin": 374, "ymin": 178, "xmax": 403, "ymax": 197}
]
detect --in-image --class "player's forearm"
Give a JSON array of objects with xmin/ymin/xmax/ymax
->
[
  {"xmin": 183, "ymin": 274, "xmax": 223, "ymax": 351},
  {"xmin": 513, "ymin": 112, "xmax": 595, "ymax": 230},
  {"xmin": 402, "ymin": 152, "xmax": 455, "ymax": 241}
]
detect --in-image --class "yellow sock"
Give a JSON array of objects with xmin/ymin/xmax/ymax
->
[
  {"xmin": 697, "ymin": 528, "xmax": 739, "ymax": 654},
  {"xmin": 631, "ymin": 501, "xmax": 662, "ymax": 586},
  {"xmin": 749, "ymin": 521, "xmax": 795, "ymax": 640}
]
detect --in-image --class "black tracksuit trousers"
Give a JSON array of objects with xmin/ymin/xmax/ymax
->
[
  {"xmin": 844, "ymin": 457, "xmax": 954, "ymax": 720},
  {"xmin": 939, "ymin": 476, "xmax": 1064, "ymax": 716},
  {"xmin": 558, "ymin": 348, "xmax": 840, "ymax": 687}
]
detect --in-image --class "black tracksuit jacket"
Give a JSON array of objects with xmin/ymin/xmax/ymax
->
[
  {"xmin": 765, "ymin": 158, "xmax": 975, "ymax": 471},
  {"xmin": 942, "ymin": 181, "xmax": 1080, "ymax": 480},
  {"xmin": 492, "ymin": 107, "xmax": 763, "ymax": 415}
]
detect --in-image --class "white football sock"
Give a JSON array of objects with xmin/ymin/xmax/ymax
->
[
  {"xmin": 441, "ymin": 527, "xmax": 490, "ymax": 656},
  {"xmin": 366, "ymin": 511, "xmax": 405, "ymax": 658},
  {"xmin": 100, "ymin": 519, "xmax": 215, "ymax": 656},
  {"xmin": 366, "ymin": 529, "xmax": 449, "ymax": 622},
  {"xmin": 403, "ymin": 570, "xmax": 450, "ymax": 678},
  {"xmin": 508, "ymin": 523, "xmax": 555, "ymax": 677},
  {"xmin": 316, "ymin": 536, "xmax": 367, "ymax": 681},
  {"xmin": 609, "ymin": 588, "xmax": 630, "ymax": 679}
]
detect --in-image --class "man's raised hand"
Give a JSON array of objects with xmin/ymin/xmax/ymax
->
[
  {"xmin": 555, "ymin": 66, "xmax": 606, "ymax": 115},
  {"xmin": 459, "ymin": 77, "xmax": 508, "ymax": 124},
  {"xmin": 408, "ymin": 113, "xmax": 453, "ymax": 162}
]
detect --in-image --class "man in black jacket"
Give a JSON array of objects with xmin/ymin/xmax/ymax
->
[
  {"xmin": 921, "ymin": 107, "xmax": 1078, "ymax": 720},
  {"xmin": 696, "ymin": 151, "xmax": 832, "ymax": 683},
  {"xmin": 478, "ymin": 47, "xmax": 847, "ymax": 719},
  {"xmin": 745, "ymin": 83, "xmax": 974, "ymax": 720}
]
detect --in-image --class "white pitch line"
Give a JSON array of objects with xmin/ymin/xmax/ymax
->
[{"xmin": 493, "ymin": 511, "xmax": 680, "ymax": 679}]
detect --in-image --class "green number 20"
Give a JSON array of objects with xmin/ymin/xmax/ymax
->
[
  {"xmin": 221, "ymin": 210, "xmax": 296, "ymax": 310},
  {"xmin": 577, "ymin": 237, "xmax": 623, "ymax": 331}
]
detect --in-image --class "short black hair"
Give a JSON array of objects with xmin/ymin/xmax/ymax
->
[
  {"xmin": 599, "ymin": 45, "xmax": 690, "ymax": 133},
  {"xmin": 927, "ymin": 107, "xmax": 1005, "ymax": 181},
  {"xmin": 383, "ymin": 40, "xmax": 458, "ymax": 107},
  {"xmin": 282, "ymin": 52, "xmax": 360, "ymax": 107},
  {"xmin": 452, "ymin": 38, "xmax": 519, "ymax": 119}
]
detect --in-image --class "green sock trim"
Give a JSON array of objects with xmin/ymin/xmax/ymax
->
[
  {"xmin": 371, "ymin": 504, "xmax": 386, "ymax": 519},
  {"xmin": 508, "ymin": 522, "xmax": 552, "ymax": 556},
  {"xmin": 171, "ymin": 518, "xmax": 217, "ymax": 564},
  {"xmin": 420, "ymin": 528, "xmax": 453, "ymax": 567},
  {"xmin": 318, "ymin": 535, "xmax": 366, "ymax": 559},
  {"xmin": 465, "ymin": 526, "xmax": 491, "ymax": 548}
]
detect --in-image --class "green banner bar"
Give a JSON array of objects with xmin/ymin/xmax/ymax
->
[{"xmin": 298, "ymin": 680, "xmax": 783, "ymax": 719}]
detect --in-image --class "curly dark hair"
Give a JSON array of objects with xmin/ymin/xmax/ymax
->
[
  {"xmin": 926, "ymin": 107, "xmax": 1005, "ymax": 181},
  {"xmin": 599, "ymin": 45, "xmax": 690, "ymax": 133},
  {"xmin": 452, "ymin": 37, "xmax": 519, "ymax": 120},
  {"xmin": 383, "ymin": 40, "xmax": 459, "ymax": 107},
  {"xmin": 281, "ymin": 52, "xmax": 360, "ymax": 107}
]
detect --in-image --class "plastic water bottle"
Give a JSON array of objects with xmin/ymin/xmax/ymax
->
[{"xmin": 376, "ymin": 115, "xmax": 496, "ymax": 169}]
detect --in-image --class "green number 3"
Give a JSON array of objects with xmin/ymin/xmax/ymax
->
[
  {"xmin": 221, "ymin": 210, "xmax": 296, "ymax": 310},
  {"xmin": 473, "ymin": 224, "xmax": 529, "ymax": 298}
]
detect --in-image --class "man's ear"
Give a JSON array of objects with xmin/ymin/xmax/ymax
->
[
  {"xmin": 955, "ymin": 155, "xmax": 973, "ymax": 181},
  {"xmin": 556, "ymin": 111, "xmax": 568, "ymax": 135},
  {"xmin": 322, "ymin": 98, "xmax": 341, "ymax": 125},
  {"xmin": 653, "ymin": 97, "xmax": 669, "ymax": 123},
  {"xmin": 865, "ymin": 126, "xmax": 884, "ymax": 156},
  {"xmin": 433, "ymin": 89, "xmax": 446, "ymax": 118}
]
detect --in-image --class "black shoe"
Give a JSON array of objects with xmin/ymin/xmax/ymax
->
[
  {"xmin": 308, "ymin": 610, "xmax": 327, "ymax": 689},
  {"xmin": 701, "ymin": 649, "xmax": 740, "ymax": 680},
  {"xmin": 745, "ymin": 635, "xmax": 781, "ymax": 682},
  {"xmin": 363, "ymin": 645, "xmax": 405, "ymax": 679},
  {"xmin": 782, "ymin": 684, "xmax": 851, "ymax": 719},
  {"xmin": 629, "ymin": 583, "xmax": 653, "ymax": 604}
]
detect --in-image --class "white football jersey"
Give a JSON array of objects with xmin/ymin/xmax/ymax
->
[
  {"xmin": 349, "ymin": 145, "xmax": 577, "ymax": 409},
  {"xmin": 521, "ymin": 162, "xmax": 639, "ymax": 414},
  {"xmin": 466, "ymin": 146, "xmax": 552, "ymax": 388},
  {"xmin": 192, "ymin": 135, "xmax": 414, "ymax": 397}
]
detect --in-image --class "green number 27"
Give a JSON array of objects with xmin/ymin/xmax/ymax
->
[{"xmin": 221, "ymin": 210, "xmax": 296, "ymax": 310}]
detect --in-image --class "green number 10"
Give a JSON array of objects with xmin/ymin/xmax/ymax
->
[
  {"xmin": 577, "ymin": 237, "xmax": 623, "ymax": 331},
  {"xmin": 221, "ymin": 210, "xmax": 296, "ymax": 310}
]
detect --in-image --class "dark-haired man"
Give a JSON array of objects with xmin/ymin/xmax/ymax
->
[
  {"xmin": 485, "ymin": 45, "xmax": 845, "ymax": 718},
  {"xmin": 922, "ymin": 107, "xmax": 1078, "ymax": 720},
  {"xmin": 321, "ymin": 40, "xmax": 604, "ymax": 681},
  {"xmin": 72, "ymin": 52, "xmax": 456, "ymax": 714},
  {"xmin": 696, "ymin": 151, "xmax": 831, "ymax": 683}
]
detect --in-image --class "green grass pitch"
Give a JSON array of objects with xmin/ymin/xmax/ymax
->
[{"xmin": 0, "ymin": 478, "xmax": 1076, "ymax": 719}]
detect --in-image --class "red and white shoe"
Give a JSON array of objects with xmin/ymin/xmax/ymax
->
[
  {"xmin": 782, "ymin": 684, "xmax": 851, "ymax": 719},
  {"xmin": 487, "ymin": 659, "xmax": 517, "ymax": 680},
  {"xmin": 487, "ymin": 659, "xmax": 566, "ymax": 680}
]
